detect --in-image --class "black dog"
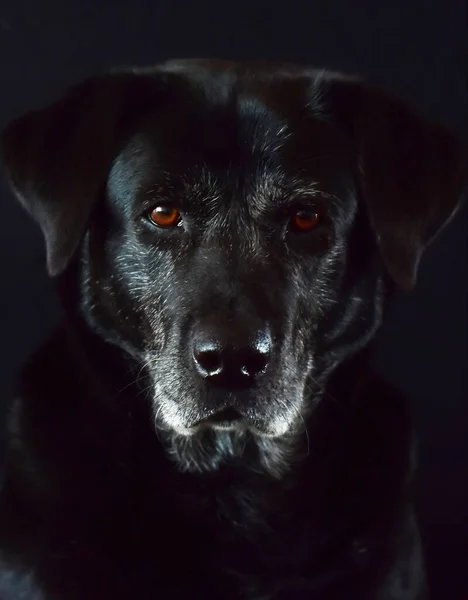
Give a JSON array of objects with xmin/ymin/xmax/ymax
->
[{"xmin": 0, "ymin": 60, "xmax": 465, "ymax": 600}]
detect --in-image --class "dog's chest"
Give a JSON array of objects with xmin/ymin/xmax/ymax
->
[
  {"xmin": 51, "ymin": 478, "xmax": 314, "ymax": 598},
  {"xmin": 105, "ymin": 479, "xmax": 364, "ymax": 599},
  {"xmin": 113, "ymin": 507, "xmax": 367, "ymax": 600},
  {"xmin": 3, "ymin": 453, "xmax": 378, "ymax": 600}
]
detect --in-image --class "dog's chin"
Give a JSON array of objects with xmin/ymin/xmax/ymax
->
[{"xmin": 154, "ymin": 403, "xmax": 303, "ymax": 477}]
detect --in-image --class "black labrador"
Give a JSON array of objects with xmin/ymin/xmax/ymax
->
[{"xmin": 0, "ymin": 60, "xmax": 465, "ymax": 600}]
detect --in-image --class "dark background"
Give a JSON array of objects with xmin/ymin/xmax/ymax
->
[{"xmin": 0, "ymin": 0, "xmax": 466, "ymax": 597}]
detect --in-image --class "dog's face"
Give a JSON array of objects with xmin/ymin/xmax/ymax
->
[
  {"xmin": 2, "ymin": 60, "xmax": 465, "ymax": 473},
  {"xmin": 84, "ymin": 83, "xmax": 363, "ymax": 443}
]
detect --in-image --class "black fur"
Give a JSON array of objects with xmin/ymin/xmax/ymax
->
[{"xmin": 0, "ymin": 59, "xmax": 465, "ymax": 599}]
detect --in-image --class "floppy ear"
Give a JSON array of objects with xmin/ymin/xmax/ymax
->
[
  {"xmin": 1, "ymin": 73, "xmax": 162, "ymax": 276},
  {"xmin": 324, "ymin": 74, "xmax": 467, "ymax": 290}
]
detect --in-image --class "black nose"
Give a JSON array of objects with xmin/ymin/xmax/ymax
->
[{"xmin": 191, "ymin": 324, "xmax": 272, "ymax": 386}]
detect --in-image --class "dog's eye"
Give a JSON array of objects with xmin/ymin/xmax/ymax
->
[
  {"xmin": 148, "ymin": 205, "xmax": 181, "ymax": 229},
  {"xmin": 290, "ymin": 209, "xmax": 320, "ymax": 232}
]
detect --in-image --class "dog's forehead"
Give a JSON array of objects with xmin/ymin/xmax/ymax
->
[{"xmin": 108, "ymin": 67, "xmax": 353, "ymax": 206}]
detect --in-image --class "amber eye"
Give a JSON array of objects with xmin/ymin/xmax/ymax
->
[
  {"xmin": 290, "ymin": 209, "xmax": 320, "ymax": 232},
  {"xmin": 148, "ymin": 205, "xmax": 181, "ymax": 228}
]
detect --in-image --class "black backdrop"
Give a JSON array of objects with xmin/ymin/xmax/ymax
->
[{"xmin": 0, "ymin": 1, "xmax": 467, "ymax": 597}]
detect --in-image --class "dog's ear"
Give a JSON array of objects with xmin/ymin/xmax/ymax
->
[
  {"xmin": 324, "ymin": 74, "xmax": 467, "ymax": 289},
  {"xmin": 1, "ymin": 73, "xmax": 162, "ymax": 276}
]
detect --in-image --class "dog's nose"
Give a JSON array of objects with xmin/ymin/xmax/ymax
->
[{"xmin": 191, "ymin": 325, "xmax": 272, "ymax": 385}]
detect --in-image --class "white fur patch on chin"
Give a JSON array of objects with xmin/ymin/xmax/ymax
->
[
  {"xmin": 156, "ymin": 420, "xmax": 300, "ymax": 479},
  {"xmin": 151, "ymin": 380, "xmax": 309, "ymax": 477}
]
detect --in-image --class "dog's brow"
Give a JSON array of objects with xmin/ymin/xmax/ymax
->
[
  {"xmin": 251, "ymin": 171, "xmax": 324, "ymax": 205},
  {"xmin": 184, "ymin": 168, "xmax": 225, "ymax": 199},
  {"xmin": 140, "ymin": 172, "xmax": 335, "ymax": 216}
]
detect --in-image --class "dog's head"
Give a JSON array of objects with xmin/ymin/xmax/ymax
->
[{"xmin": 3, "ymin": 60, "xmax": 465, "ymax": 474}]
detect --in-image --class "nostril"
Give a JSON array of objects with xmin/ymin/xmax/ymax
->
[
  {"xmin": 193, "ymin": 348, "xmax": 223, "ymax": 377},
  {"xmin": 240, "ymin": 348, "xmax": 270, "ymax": 379}
]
